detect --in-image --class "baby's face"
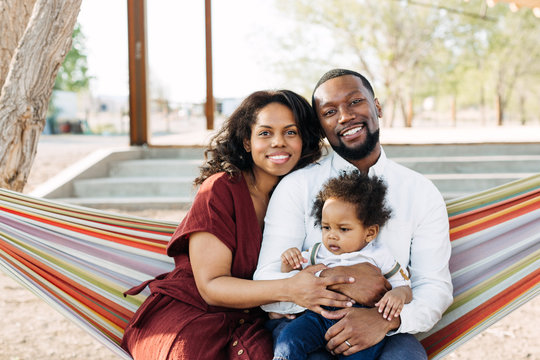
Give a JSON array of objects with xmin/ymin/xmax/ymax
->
[{"xmin": 320, "ymin": 198, "xmax": 371, "ymax": 255}]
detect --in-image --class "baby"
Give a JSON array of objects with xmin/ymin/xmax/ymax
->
[{"xmin": 273, "ymin": 170, "xmax": 412, "ymax": 360}]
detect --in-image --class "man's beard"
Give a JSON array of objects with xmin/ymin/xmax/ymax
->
[{"xmin": 330, "ymin": 128, "xmax": 380, "ymax": 161}]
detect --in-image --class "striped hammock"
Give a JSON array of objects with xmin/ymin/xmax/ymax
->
[{"xmin": 0, "ymin": 174, "xmax": 539, "ymax": 359}]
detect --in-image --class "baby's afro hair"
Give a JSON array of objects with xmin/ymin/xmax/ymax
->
[{"xmin": 311, "ymin": 170, "xmax": 392, "ymax": 228}]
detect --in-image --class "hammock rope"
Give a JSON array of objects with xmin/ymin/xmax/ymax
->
[{"xmin": 0, "ymin": 174, "xmax": 539, "ymax": 359}]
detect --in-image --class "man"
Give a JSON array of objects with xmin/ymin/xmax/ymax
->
[{"xmin": 254, "ymin": 69, "xmax": 453, "ymax": 359}]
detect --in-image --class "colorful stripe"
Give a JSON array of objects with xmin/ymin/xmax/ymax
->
[{"xmin": 0, "ymin": 173, "xmax": 538, "ymax": 359}]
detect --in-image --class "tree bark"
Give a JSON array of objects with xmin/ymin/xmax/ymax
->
[
  {"xmin": 496, "ymin": 93, "xmax": 503, "ymax": 126},
  {"xmin": 0, "ymin": 0, "xmax": 37, "ymax": 89},
  {"xmin": 0, "ymin": 0, "xmax": 82, "ymax": 191}
]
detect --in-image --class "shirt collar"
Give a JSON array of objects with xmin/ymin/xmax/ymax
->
[{"xmin": 330, "ymin": 146, "xmax": 388, "ymax": 177}]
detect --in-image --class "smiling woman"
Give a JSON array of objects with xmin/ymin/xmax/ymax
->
[{"xmin": 120, "ymin": 89, "xmax": 357, "ymax": 360}]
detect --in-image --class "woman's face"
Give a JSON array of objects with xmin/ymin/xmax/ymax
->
[{"xmin": 244, "ymin": 102, "xmax": 303, "ymax": 179}]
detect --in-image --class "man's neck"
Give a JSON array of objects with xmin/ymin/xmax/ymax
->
[{"xmin": 346, "ymin": 143, "xmax": 382, "ymax": 174}]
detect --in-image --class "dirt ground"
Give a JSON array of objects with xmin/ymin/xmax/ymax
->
[{"xmin": 0, "ymin": 135, "xmax": 538, "ymax": 359}]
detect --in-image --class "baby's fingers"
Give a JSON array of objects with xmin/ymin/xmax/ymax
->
[
  {"xmin": 387, "ymin": 303, "xmax": 403, "ymax": 320},
  {"xmin": 375, "ymin": 298, "xmax": 388, "ymax": 314}
]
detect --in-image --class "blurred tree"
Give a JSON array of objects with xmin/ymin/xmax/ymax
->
[
  {"xmin": 270, "ymin": 0, "xmax": 540, "ymax": 128},
  {"xmin": 485, "ymin": 10, "xmax": 540, "ymax": 125},
  {"xmin": 0, "ymin": 0, "xmax": 82, "ymax": 191},
  {"xmin": 54, "ymin": 23, "xmax": 91, "ymax": 92},
  {"xmin": 274, "ymin": 0, "xmax": 448, "ymax": 127}
]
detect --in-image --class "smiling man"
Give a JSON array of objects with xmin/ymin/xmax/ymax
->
[{"xmin": 254, "ymin": 69, "xmax": 453, "ymax": 359}]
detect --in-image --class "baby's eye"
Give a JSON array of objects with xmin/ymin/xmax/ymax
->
[
  {"xmin": 322, "ymin": 225, "xmax": 330, "ymax": 231},
  {"xmin": 340, "ymin": 227, "xmax": 350, "ymax": 232}
]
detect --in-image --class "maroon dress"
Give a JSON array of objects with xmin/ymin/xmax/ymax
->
[{"xmin": 121, "ymin": 173, "xmax": 273, "ymax": 359}]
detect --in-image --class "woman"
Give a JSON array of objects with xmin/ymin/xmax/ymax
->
[{"xmin": 121, "ymin": 90, "xmax": 354, "ymax": 360}]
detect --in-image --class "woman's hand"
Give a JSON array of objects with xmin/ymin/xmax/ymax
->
[
  {"xmin": 320, "ymin": 263, "xmax": 391, "ymax": 306},
  {"xmin": 286, "ymin": 264, "xmax": 355, "ymax": 314}
]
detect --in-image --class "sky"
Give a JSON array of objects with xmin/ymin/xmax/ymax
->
[{"xmin": 77, "ymin": 0, "xmax": 289, "ymax": 103}]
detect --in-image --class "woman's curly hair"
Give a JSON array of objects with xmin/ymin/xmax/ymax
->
[
  {"xmin": 194, "ymin": 90, "xmax": 324, "ymax": 185},
  {"xmin": 311, "ymin": 170, "xmax": 392, "ymax": 228}
]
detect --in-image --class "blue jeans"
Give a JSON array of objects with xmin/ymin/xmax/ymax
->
[
  {"xmin": 269, "ymin": 310, "xmax": 384, "ymax": 360},
  {"xmin": 267, "ymin": 315, "xmax": 427, "ymax": 360}
]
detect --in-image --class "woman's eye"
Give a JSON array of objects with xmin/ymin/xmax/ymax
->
[
  {"xmin": 286, "ymin": 130, "xmax": 298, "ymax": 136},
  {"xmin": 258, "ymin": 130, "xmax": 270, "ymax": 136}
]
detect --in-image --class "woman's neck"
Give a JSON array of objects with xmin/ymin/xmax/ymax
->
[
  {"xmin": 243, "ymin": 169, "xmax": 279, "ymax": 198},
  {"xmin": 243, "ymin": 169, "xmax": 279, "ymax": 229}
]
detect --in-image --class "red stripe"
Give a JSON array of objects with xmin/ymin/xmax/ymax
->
[
  {"xmin": 449, "ymin": 189, "xmax": 540, "ymax": 228},
  {"xmin": 450, "ymin": 198, "xmax": 540, "ymax": 241},
  {"xmin": 0, "ymin": 240, "xmax": 135, "ymax": 327},
  {"xmin": 1, "ymin": 192, "xmax": 176, "ymax": 232},
  {"xmin": 422, "ymin": 268, "xmax": 540, "ymax": 358},
  {"xmin": 0, "ymin": 206, "xmax": 168, "ymax": 254}
]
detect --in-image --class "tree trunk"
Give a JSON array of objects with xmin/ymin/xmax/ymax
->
[
  {"xmin": 496, "ymin": 93, "xmax": 504, "ymax": 126},
  {"xmin": 0, "ymin": 0, "xmax": 37, "ymax": 89},
  {"xmin": 0, "ymin": 0, "xmax": 82, "ymax": 191},
  {"xmin": 405, "ymin": 97, "xmax": 414, "ymax": 128}
]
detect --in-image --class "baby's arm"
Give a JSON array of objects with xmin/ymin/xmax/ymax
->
[
  {"xmin": 374, "ymin": 285, "xmax": 412, "ymax": 321},
  {"xmin": 280, "ymin": 247, "xmax": 307, "ymax": 273}
]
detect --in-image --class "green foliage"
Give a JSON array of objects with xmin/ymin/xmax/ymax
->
[
  {"xmin": 54, "ymin": 23, "xmax": 91, "ymax": 92},
  {"xmin": 270, "ymin": 0, "xmax": 540, "ymax": 126}
]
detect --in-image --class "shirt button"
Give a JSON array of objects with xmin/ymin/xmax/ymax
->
[
  {"xmin": 238, "ymin": 349, "xmax": 244, "ymax": 355},
  {"xmin": 232, "ymin": 340, "xmax": 238, "ymax": 347},
  {"xmin": 239, "ymin": 318, "xmax": 245, "ymax": 325}
]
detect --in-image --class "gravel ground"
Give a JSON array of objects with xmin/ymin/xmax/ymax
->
[{"xmin": 0, "ymin": 135, "xmax": 537, "ymax": 359}]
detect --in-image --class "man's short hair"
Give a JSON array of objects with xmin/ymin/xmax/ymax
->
[{"xmin": 311, "ymin": 69, "xmax": 375, "ymax": 107}]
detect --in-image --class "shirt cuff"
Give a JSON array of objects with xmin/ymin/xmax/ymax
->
[{"xmin": 386, "ymin": 304, "xmax": 412, "ymax": 335}]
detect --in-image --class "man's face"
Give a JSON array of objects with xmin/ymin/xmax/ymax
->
[{"xmin": 314, "ymin": 75, "xmax": 382, "ymax": 160}]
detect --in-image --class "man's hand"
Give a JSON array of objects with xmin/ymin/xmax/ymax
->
[
  {"xmin": 319, "ymin": 263, "xmax": 391, "ymax": 306},
  {"xmin": 323, "ymin": 307, "xmax": 399, "ymax": 356}
]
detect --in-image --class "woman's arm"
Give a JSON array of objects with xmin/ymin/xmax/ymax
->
[{"xmin": 189, "ymin": 231, "xmax": 355, "ymax": 313}]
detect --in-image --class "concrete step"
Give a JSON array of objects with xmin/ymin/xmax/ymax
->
[
  {"xmin": 73, "ymin": 177, "xmax": 197, "ymax": 198},
  {"xmin": 427, "ymin": 173, "xmax": 535, "ymax": 195},
  {"xmin": 383, "ymin": 143, "xmax": 540, "ymax": 157},
  {"xmin": 395, "ymin": 155, "xmax": 540, "ymax": 174},
  {"xmin": 109, "ymin": 159, "xmax": 203, "ymax": 178}
]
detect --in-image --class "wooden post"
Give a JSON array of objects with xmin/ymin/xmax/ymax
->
[
  {"xmin": 127, "ymin": 0, "xmax": 148, "ymax": 145},
  {"xmin": 205, "ymin": 0, "xmax": 214, "ymax": 130}
]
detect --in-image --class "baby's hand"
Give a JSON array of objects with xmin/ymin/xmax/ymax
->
[
  {"xmin": 374, "ymin": 290, "xmax": 405, "ymax": 321},
  {"xmin": 281, "ymin": 247, "xmax": 306, "ymax": 272}
]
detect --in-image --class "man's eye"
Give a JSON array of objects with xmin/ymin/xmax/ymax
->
[
  {"xmin": 323, "ymin": 109, "xmax": 336, "ymax": 117},
  {"xmin": 351, "ymin": 98, "xmax": 364, "ymax": 105}
]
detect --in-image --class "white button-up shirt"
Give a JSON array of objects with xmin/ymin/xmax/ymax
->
[{"xmin": 254, "ymin": 147, "xmax": 453, "ymax": 334}]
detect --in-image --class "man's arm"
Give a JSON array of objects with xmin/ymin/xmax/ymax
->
[{"xmin": 395, "ymin": 196, "xmax": 453, "ymax": 334}]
